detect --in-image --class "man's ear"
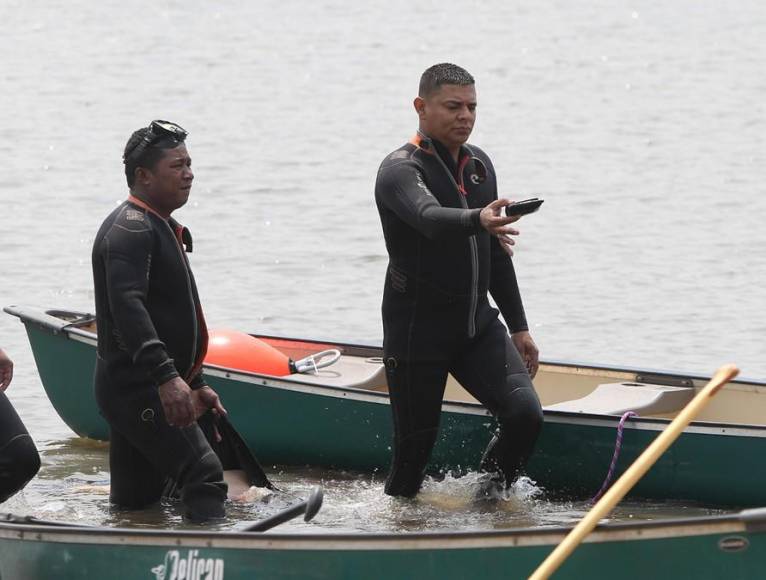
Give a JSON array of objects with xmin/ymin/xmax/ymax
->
[
  {"xmin": 135, "ymin": 166, "xmax": 151, "ymax": 187},
  {"xmin": 413, "ymin": 96, "xmax": 426, "ymax": 120}
]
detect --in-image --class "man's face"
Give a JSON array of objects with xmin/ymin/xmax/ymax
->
[
  {"xmin": 142, "ymin": 144, "xmax": 194, "ymax": 214},
  {"xmin": 416, "ymin": 84, "xmax": 477, "ymax": 149}
]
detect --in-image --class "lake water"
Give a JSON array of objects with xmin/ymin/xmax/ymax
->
[{"xmin": 0, "ymin": 0, "xmax": 763, "ymax": 532}]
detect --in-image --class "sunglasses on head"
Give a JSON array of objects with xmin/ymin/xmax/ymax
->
[{"xmin": 123, "ymin": 120, "xmax": 188, "ymax": 164}]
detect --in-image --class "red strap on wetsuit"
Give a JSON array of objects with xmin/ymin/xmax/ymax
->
[
  {"xmin": 409, "ymin": 134, "xmax": 471, "ymax": 195},
  {"xmin": 456, "ymin": 155, "xmax": 470, "ymax": 196}
]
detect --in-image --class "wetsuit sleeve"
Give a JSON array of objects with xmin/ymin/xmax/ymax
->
[
  {"xmin": 188, "ymin": 373, "xmax": 207, "ymax": 390},
  {"xmin": 490, "ymin": 239, "xmax": 529, "ymax": 333},
  {"xmin": 102, "ymin": 221, "xmax": 180, "ymax": 386},
  {"xmin": 376, "ymin": 161, "xmax": 482, "ymax": 239},
  {"xmin": 484, "ymin": 156, "xmax": 529, "ymax": 333}
]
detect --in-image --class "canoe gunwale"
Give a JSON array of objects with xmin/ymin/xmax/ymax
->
[
  {"xmin": 0, "ymin": 510, "xmax": 760, "ymax": 550},
  {"xmin": 6, "ymin": 304, "xmax": 765, "ymax": 386},
  {"xmin": 542, "ymin": 409, "xmax": 766, "ymax": 436}
]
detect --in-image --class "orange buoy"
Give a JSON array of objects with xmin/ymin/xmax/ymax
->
[{"xmin": 205, "ymin": 328, "xmax": 292, "ymax": 376}]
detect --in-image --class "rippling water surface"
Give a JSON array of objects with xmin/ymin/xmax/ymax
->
[{"xmin": 0, "ymin": 0, "xmax": 764, "ymax": 531}]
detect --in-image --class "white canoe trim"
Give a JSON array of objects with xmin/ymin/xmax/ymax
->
[
  {"xmin": 67, "ymin": 329, "xmax": 97, "ymax": 346},
  {"xmin": 542, "ymin": 412, "xmax": 766, "ymax": 438},
  {"xmin": 0, "ymin": 515, "xmax": 754, "ymax": 551}
]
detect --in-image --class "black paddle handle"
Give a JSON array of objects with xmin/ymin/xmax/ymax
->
[{"xmin": 244, "ymin": 486, "xmax": 323, "ymax": 532}]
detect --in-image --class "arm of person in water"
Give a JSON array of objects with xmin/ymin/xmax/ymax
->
[
  {"xmin": 491, "ymin": 246, "xmax": 539, "ymax": 378},
  {"xmin": 100, "ymin": 218, "xmax": 195, "ymax": 426},
  {"xmin": 490, "ymin": 233, "xmax": 539, "ymax": 378},
  {"xmin": 0, "ymin": 348, "xmax": 13, "ymax": 391},
  {"xmin": 482, "ymin": 159, "xmax": 539, "ymax": 378},
  {"xmin": 376, "ymin": 161, "xmax": 519, "ymax": 240}
]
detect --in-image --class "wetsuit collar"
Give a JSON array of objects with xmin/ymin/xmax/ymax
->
[
  {"xmin": 411, "ymin": 131, "xmax": 471, "ymax": 182},
  {"xmin": 127, "ymin": 194, "xmax": 168, "ymax": 220},
  {"xmin": 127, "ymin": 194, "xmax": 193, "ymax": 253}
]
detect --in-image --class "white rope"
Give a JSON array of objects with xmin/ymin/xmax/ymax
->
[{"xmin": 293, "ymin": 349, "xmax": 342, "ymax": 374}]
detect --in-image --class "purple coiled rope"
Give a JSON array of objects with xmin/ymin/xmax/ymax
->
[{"xmin": 590, "ymin": 411, "xmax": 637, "ymax": 503}]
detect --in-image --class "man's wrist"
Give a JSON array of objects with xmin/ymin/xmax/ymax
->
[
  {"xmin": 152, "ymin": 361, "xmax": 179, "ymax": 387},
  {"xmin": 468, "ymin": 208, "xmax": 483, "ymax": 230}
]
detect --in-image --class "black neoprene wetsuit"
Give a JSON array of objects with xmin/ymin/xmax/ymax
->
[
  {"xmin": 0, "ymin": 391, "xmax": 40, "ymax": 504},
  {"xmin": 375, "ymin": 132, "xmax": 543, "ymax": 497},
  {"xmin": 92, "ymin": 197, "xmax": 227, "ymax": 521}
]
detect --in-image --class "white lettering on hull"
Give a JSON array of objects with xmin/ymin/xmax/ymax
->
[{"xmin": 151, "ymin": 550, "xmax": 225, "ymax": 580}]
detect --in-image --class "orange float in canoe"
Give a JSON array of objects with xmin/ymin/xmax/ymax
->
[{"xmin": 205, "ymin": 328, "xmax": 292, "ymax": 376}]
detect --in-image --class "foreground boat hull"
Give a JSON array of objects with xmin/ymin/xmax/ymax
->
[
  {"xmin": 10, "ymin": 306, "xmax": 766, "ymax": 506},
  {"xmin": 1, "ymin": 510, "xmax": 765, "ymax": 579}
]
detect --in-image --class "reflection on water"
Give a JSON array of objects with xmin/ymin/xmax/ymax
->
[{"xmin": 0, "ymin": 437, "xmax": 724, "ymax": 533}]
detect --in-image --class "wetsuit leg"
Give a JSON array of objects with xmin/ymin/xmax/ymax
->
[
  {"xmin": 108, "ymin": 426, "xmax": 165, "ymax": 509},
  {"xmin": 0, "ymin": 392, "xmax": 40, "ymax": 504},
  {"xmin": 450, "ymin": 320, "xmax": 543, "ymax": 484},
  {"xmin": 97, "ymin": 386, "xmax": 227, "ymax": 521},
  {"xmin": 384, "ymin": 358, "xmax": 448, "ymax": 497}
]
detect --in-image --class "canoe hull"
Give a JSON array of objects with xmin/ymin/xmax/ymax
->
[
  {"xmin": 11, "ymin": 307, "xmax": 766, "ymax": 506},
  {"xmin": 1, "ymin": 512, "xmax": 765, "ymax": 580}
]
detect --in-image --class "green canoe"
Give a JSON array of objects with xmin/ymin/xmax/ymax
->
[
  {"xmin": 1, "ymin": 508, "xmax": 765, "ymax": 579},
  {"xmin": 6, "ymin": 305, "xmax": 766, "ymax": 506}
]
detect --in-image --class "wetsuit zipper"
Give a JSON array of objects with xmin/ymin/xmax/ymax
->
[
  {"xmin": 162, "ymin": 219, "xmax": 199, "ymax": 380},
  {"xmin": 426, "ymin": 142, "xmax": 479, "ymax": 338}
]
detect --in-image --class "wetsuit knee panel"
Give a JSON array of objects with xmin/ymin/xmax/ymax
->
[
  {"xmin": 495, "ymin": 384, "xmax": 543, "ymax": 434},
  {"xmin": 184, "ymin": 449, "xmax": 225, "ymax": 485},
  {"xmin": 179, "ymin": 451, "xmax": 227, "ymax": 521},
  {"xmin": 0, "ymin": 435, "xmax": 40, "ymax": 502},
  {"xmin": 6, "ymin": 435, "xmax": 41, "ymax": 481}
]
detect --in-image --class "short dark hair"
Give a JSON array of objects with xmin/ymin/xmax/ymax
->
[
  {"xmin": 418, "ymin": 63, "xmax": 475, "ymax": 97},
  {"xmin": 123, "ymin": 128, "xmax": 174, "ymax": 188}
]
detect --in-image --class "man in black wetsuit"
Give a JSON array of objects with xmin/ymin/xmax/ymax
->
[
  {"xmin": 0, "ymin": 347, "xmax": 40, "ymax": 504},
  {"xmin": 92, "ymin": 121, "xmax": 229, "ymax": 521},
  {"xmin": 375, "ymin": 63, "xmax": 544, "ymax": 497}
]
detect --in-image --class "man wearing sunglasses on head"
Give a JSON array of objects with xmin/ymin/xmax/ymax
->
[
  {"xmin": 375, "ymin": 64, "xmax": 544, "ymax": 498},
  {"xmin": 92, "ymin": 121, "xmax": 230, "ymax": 521}
]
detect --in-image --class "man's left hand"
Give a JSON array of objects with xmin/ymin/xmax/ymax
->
[
  {"xmin": 191, "ymin": 386, "xmax": 228, "ymax": 420},
  {"xmin": 479, "ymin": 198, "xmax": 521, "ymax": 257},
  {"xmin": 511, "ymin": 331, "xmax": 539, "ymax": 379}
]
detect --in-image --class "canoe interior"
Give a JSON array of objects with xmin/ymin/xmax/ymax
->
[{"xmin": 226, "ymin": 333, "xmax": 766, "ymax": 427}]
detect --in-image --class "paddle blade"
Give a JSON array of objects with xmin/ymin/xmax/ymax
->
[
  {"xmin": 243, "ymin": 486, "xmax": 324, "ymax": 532},
  {"xmin": 303, "ymin": 486, "xmax": 324, "ymax": 522}
]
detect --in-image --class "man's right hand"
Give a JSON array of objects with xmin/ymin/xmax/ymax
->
[
  {"xmin": 0, "ymin": 348, "xmax": 13, "ymax": 392},
  {"xmin": 158, "ymin": 377, "xmax": 196, "ymax": 428},
  {"xmin": 479, "ymin": 198, "xmax": 522, "ymax": 256}
]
